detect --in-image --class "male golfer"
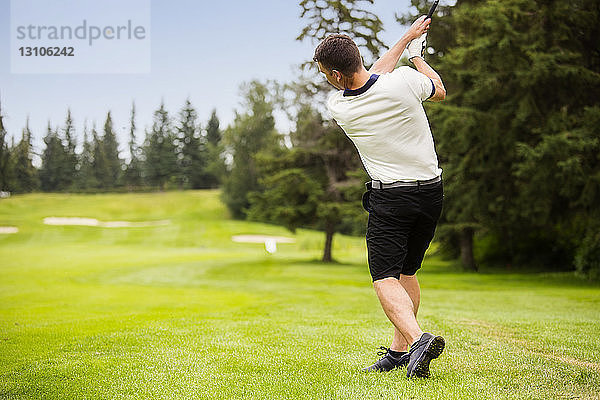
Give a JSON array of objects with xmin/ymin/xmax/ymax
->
[{"xmin": 314, "ymin": 15, "xmax": 446, "ymax": 378}]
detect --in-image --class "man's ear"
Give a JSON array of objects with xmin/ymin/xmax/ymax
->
[{"xmin": 332, "ymin": 70, "xmax": 343, "ymax": 82}]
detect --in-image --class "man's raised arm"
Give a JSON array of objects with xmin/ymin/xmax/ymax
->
[
  {"xmin": 369, "ymin": 16, "xmax": 430, "ymax": 75},
  {"xmin": 412, "ymin": 57, "xmax": 446, "ymax": 101}
]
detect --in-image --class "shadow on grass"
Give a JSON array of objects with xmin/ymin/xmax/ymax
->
[
  {"xmin": 421, "ymin": 249, "xmax": 600, "ymax": 288},
  {"xmin": 273, "ymin": 257, "xmax": 363, "ymax": 268}
]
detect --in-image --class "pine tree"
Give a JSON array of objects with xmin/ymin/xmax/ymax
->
[
  {"xmin": 101, "ymin": 111, "xmax": 122, "ymax": 188},
  {"xmin": 0, "ymin": 101, "xmax": 13, "ymax": 192},
  {"xmin": 75, "ymin": 122, "xmax": 97, "ymax": 190},
  {"xmin": 11, "ymin": 117, "xmax": 39, "ymax": 193},
  {"xmin": 203, "ymin": 109, "xmax": 225, "ymax": 188},
  {"xmin": 297, "ymin": 0, "xmax": 385, "ymax": 66},
  {"xmin": 176, "ymin": 99, "xmax": 205, "ymax": 189},
  {"xmin": 206, "ymin": 109, "xmax": 221, "ymax": 146},
  {"xmin": 123, "ymin": 102, "xmax": 143, "ymax": 189},
  {"xmin": 92, "ymin": 123, "xmax": 110, "ymax": 189},
  {"xmin": 143, "ymin": 102, "xmax": 177, "ymax": 190},
  {"xmin": 62, "ymin": 109, "xmax": 77, "ymax": 189},
  {"xmin": 248, "ymin": 98, "xmax": 366, "ymax": 262},
  {"xmin": 291, "ymin": 1, "xmax": 405, "ymax": 261},
  {"xmin": 40, "ymin": 122, "xmax": 68, "ymax": 191}
]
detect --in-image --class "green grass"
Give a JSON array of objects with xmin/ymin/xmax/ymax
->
[{"xmin": 1, "ymin": 190, "xmax": 599, "ymax": 399}]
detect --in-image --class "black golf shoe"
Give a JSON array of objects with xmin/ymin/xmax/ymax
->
[
  {"xmin": 406, "ymin": 333, "xmax": 445, "ymax": 378},
  {"xmin": 362, "ymin": 346, "xmax": 410, "ymax": 372}
]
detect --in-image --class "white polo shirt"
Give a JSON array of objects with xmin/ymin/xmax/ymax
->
[{"xmin": 327, "ymin": 66, "xmax": 442, "ymax": 183}]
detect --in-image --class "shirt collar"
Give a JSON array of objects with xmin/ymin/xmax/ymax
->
[{"xmin": 343, "ymin": 74, "xmax": 380, "ymax": 97}]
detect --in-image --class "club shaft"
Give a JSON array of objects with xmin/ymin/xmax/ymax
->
[{"xmin": 426, "ymin": 0, "xmax": 439, "ymax": 19}]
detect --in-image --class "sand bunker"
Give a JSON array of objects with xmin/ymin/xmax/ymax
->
[
  {"xmin": 44, "ymin": 217, "xmax": 99, "ymax": 226},
  {"xmin": 231, "ymin": 235, "xmax": 296, "ymax": 244},
  {"xmin": 0, "ymin": 227, "xmax": 18, "ymax": 234},
  {"xmin": 232, "ymin": 235, "xmax": 296, "ymax": 254},
  {"xmin": 99, "ymin": 220, "xmax": 171, "ymax": 228},
  {"xmin": 43, "ymin": 217, "xmax": 170, "ymax": 228}
]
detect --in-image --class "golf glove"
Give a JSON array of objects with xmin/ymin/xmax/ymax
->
[{"xmin": 407, "ymin": 33, "xmax": 427, "ymax": 62}]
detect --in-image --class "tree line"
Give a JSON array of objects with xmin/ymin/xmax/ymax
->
[
  {"xmin": 0, "ymin": 100, "xmax": 225, "ymax": 193},
  {"xmin": 0, "ymin": 81, "xmax": 361, "ymax": 264}
]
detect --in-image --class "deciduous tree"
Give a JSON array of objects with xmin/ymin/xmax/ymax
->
[{"xmin": 222, "ymin": 82, "xmax": 280, "ymax": 219}]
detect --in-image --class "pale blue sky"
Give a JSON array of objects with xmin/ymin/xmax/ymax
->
[{"xmin": 1, "ymin": 0, "xmax": 414, "ymax": 161}]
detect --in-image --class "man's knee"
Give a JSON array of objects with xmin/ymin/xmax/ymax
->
[{"xmin": 400, "ymin": 273, "xmax": 418, "ymax": 280}]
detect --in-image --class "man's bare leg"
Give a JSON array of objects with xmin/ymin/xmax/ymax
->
[
  {"xmin": 390, "ymin": 274, "xmax": 421, "ymax": 351},
  {"xmin": 373, "ymin": 277, "xmax": 423, "ymax": 347}
]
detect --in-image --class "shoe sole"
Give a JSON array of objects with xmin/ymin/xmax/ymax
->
[
  {"xmin": 362, "ymin": 357, "xmax": 408, "ymax": 372},
  {"xmin": 362, "ymin": 352, "xmax": 410, "ymax": 373},
  {"xmin": 362, "ymin": 365, "xmax": 399, "ymax": 372},
  {"xmin": 408, "ymin": 336, "xmax": 445, "ymax": 378}
]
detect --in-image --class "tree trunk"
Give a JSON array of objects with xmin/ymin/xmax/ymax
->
[
  {"xmin": 322, "ymin": 224, "xmax": 335, "ymax": 263},
  {"xmin": 460, "ymin": 227, "xmax": 477, "ymax": 272}
]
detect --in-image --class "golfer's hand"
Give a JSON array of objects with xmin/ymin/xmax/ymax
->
[
  {"xmin": 406, "ymin": 16, "xmax": 430, "ymax": 41},
  {"xmin": 407, "ymin": 33, "xmax": 427, "ymax": 62}
]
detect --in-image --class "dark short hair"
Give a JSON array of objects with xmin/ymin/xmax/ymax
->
[{"xmin": 313, "ymin": 34, "xmax": 362, "ymax": 76}]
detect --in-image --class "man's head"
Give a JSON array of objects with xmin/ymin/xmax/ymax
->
[{"xmin": 313, "ymin": 34, "xmax": 363, "ymax": 90}]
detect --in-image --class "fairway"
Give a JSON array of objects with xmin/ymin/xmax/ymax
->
[{"xmin": 1, "ymin": 191, "xmax": 599, "ymax": 399}]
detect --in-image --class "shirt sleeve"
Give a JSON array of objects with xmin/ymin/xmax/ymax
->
[
  {"xmin": 326, "ymin": 91, "xmax": 343, "ymax": 123},
  {"xmin": 398, "ymin": 66, "xmax": 435, "ymax": 102}
]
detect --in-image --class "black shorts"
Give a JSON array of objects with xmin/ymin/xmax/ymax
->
[{"xmin": 363, "ymin": 180, "xmax": 443, "ymax": 281}]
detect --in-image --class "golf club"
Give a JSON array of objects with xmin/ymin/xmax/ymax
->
[{"xmin": 426, "ymin": 0, "xmax": 439, "ymax": 20}]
